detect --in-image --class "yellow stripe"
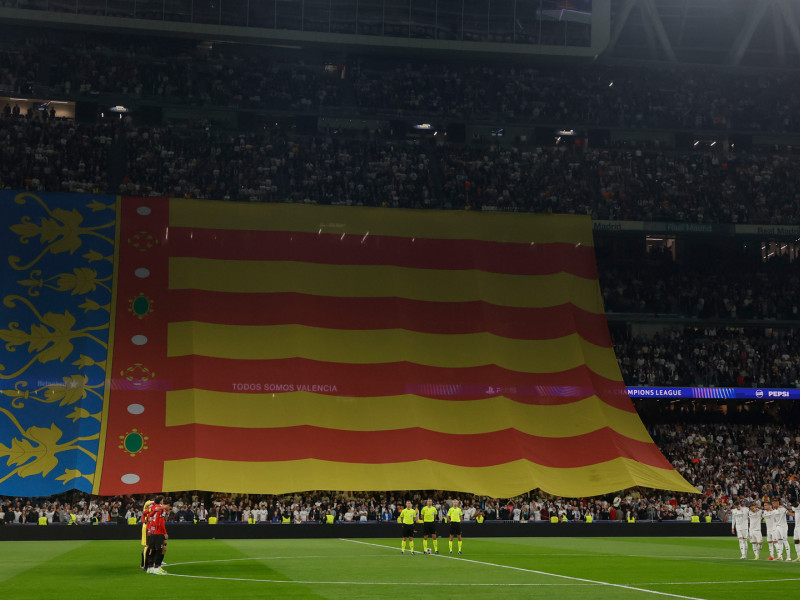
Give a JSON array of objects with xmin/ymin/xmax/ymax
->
[
  {"xmin": 92, "ymin": 195, "xmax": 122, "ymax": 495},
  {"xmin": 162, "ymin": 457, "xmax": 698, "ymax": 497},
  {"xmin": 168, "ymin": 258, "xmax": 605, "ymax": 313},
  {"xmin": 165, "ymin": 390, "xmax": 651, "ymax": 441},
  {"xmin": 169, "ymin": 198, "xmax": 595, "ymax": 247},
  {"xmin": 166, "ymin": 323, "xmax": 622, "ymax": 380}
]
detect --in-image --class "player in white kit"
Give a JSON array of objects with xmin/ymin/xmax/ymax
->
[
  {"xmin": 763, "ymin": 501, "xmax": 779, "ymax": 560},
  {"xmin": 764, "ymin": 498, "xmax": 789, "ymax": 560},
  {"xmin": 793, "ymin": 501, "xmax": 800, "ymax": 562},
  {"xmin": 730, "ymin": 501, "xmax": 750, "ymax": 559},
  {"xmin": 748, "ymin": 502, "xmax": 764, "ymax": 560},
  {"xmin": 772, "ymin": 498, "xmax": 792, "ymax": 561}
]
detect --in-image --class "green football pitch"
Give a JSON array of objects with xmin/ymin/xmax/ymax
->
[{"xmin": 3, "ymin": 536, "xmax": 799, "ymax": 599}]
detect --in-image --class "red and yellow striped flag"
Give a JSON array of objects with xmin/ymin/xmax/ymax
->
[{"xmin": 96, "ymin": 198, "xmax": 696, "ymax": 497}]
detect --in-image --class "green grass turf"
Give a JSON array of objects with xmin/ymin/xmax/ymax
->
[{"xmin": 2, "ymin": 536, "xmax": 800, "ymax": 599}]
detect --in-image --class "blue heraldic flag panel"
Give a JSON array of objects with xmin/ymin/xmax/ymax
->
[{"xmin": 0, "ymin": 191, "xmax": 116, "ymax": 496}]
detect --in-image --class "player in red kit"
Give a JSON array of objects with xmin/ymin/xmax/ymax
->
[{"xmin": 146, "ymin": 496, "xmax": 169, "ymax": 575}]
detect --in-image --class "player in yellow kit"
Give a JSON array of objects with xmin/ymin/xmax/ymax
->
[
  {"xmin": 420, "ymin": 499, "xmax": 439, "ymax": 554},
  {"xmin": 140, "ymin": 499, "xmax": 153, "ymax": 570},
  {"xmin": 398, "ymin": 500, "xmax": 419, "ymax": 555},
  {"xmin": 446, "ymin": 499, "xmax": 464, "ymax": 555}
]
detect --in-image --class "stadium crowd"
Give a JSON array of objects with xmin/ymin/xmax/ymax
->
[
  {"xmin": 0, "ymin": 117, "xmax": 112, "ymax": 194},
  {"xmin": 3, "ymin": 30, "xmax": 800, "ymax": 531},
  {"xmin": 120, "ymin": 125, "xmax": 435, "ymax": 206},
  {"xmin": 4, "ymin": 115, "xmax": 800, "ymax": 223},
  {"xmin": 3, "ymin": 33, "xmax": 800, "ymax": 132},
  {"xmin": 613, "ymin": 327, "xmax": 800, "ymax": 388},
  {"xmin": 353, "ymin": 61, "xmax": 800, "ymax": 132},
  {"xmin": 600, "ymin": 251, "xmax": 800, "ymax": 319}
]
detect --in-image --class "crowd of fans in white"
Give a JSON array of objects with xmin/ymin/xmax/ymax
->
[
  {"xmin": 613, "ymin": 328, "xmax": 800, "ymax": 388},
  {"xmin": 600, "ymin": 248, "xmax": 800, "ymax": 320},
  {"xmin": 3, "ymin": 33, "xmax": 800, "ymax": 132},
  {"xmin": 4, "ymin": 33, "xmax": 800, "ymax": 222},
  {"xmin": 3, "ymin": 116, "xmax": 800, "ymax": 224},
  {"xmin": 0, "ymin": 118, "xmax": 112, "ymax": 194}
]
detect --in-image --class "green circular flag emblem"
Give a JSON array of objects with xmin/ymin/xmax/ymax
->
[
  {"xmin": 128, "ymin": 293, "xmax": 154, "ymax": 319},
  {"xmin": 119, "ymin": 429, "xmax": 148, "ymax": 457}
]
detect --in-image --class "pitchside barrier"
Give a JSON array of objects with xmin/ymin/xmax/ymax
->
[{"xmin": 0, "ymin": 520, "xmax": 771, "ymax": 541}]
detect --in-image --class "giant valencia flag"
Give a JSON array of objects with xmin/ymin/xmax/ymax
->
[
  {"xmin": 88, "ymin": 197, "xmax": 697, "ymax": 497},
  {"xmin": 0, "ymin": 192, "xmax": 694, "ymax": 497}
]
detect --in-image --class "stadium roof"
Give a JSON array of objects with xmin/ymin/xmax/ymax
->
[
  {"xmin": 0, "ymin": 0, "xmax": 798, "ymax": 67},
  {"xmin": 608, "ymin": 0, "xmax": 800, "ymax": 67}
]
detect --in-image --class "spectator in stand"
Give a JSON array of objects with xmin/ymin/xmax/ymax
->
[
  {"xmin": 599, "ymin": 248, "xmax": 800, "ymax": 319},
  {"xmin": 2, "ymin": 32, "xmax": 800, "ymax": 132},
  {"xmin": 5, "ymin": 115, "xmax": 800, "ymax": 224},
  {"xmin": 614, "ymin": 327, "xmax": 800, "ymax": 388}
]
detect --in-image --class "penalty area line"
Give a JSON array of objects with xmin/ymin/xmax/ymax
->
[{"xmin": 340, "ymin": 538, "xmax": 707, "ymax": 600}]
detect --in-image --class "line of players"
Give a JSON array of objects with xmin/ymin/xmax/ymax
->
[
  {"xmin": 399, "ymin": 499, "xmax": 464, "ymax": 556},
  {"xmin": 140, "ymin": 496, "xmax": 170, "ymax": 574},
  {"xmin": 731, "ymin": 498, "xmax": 800, "ymax": 561}
]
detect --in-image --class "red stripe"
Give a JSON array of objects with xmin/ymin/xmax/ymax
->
[
  {"xmin": 164, "ymin": 356, "xmax": 635, "ymax": 412},
  {"xmin": 166, "ymin": 228, "xmax": 599, "ymax": 279},
  {"xmin": 102, "ymin": 196, "xmax": 171, "ymax": 495},
  {"xmin": 166, "ymin": 291, "xmax": 612, "ymax": 346},
  {"xmin": 159, "ymin": 425, "xmax": 671, "ymax": 470}
]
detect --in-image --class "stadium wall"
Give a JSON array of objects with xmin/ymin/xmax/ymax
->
[
  {"xmin": 0, "ymin": 2, "xmax": 611, "ymax": 58},
  {"xmin": 0, "ymin": 521, "xmax": 752, "ymax": 541}
]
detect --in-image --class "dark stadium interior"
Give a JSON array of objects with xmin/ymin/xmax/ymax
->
[{"xmin": 2, "ymin": 0, "xmax": 800, "ymax": 531}]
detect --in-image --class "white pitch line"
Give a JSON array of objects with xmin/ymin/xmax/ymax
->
[
  {"xmin": 340, "ymin": 539, "xmax": 707, "ymax": 600},
  {"xmin": 162, "ymin": 561, "xmax": 800, "ymax": 589},
  {"xmin": 642, "ymin": 577, "xmax": 800, "ymax": 586},
  {"xmin": 165, "ymin": 555, "xmax": 592, "ymax": 586},
  {"xmin": 166, "ymin": 555, "xmax": 329, "ymax": 567},
  {"xmin": 431, "ymin": 553, "xmax": 740, "ymax": 561},
  {"xmin": 163, "ymin": 573, "xmax": 594, "ymax": 586}
]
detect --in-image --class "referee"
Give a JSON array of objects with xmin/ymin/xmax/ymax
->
[
  {"xmin": 398, "ymin": 500, "xmax": 418, "ymax": 555},
  {"xmin": 446, "ymin": 499, "xmax": 464, "ymax": 555},
  {"xmin": 420, "ymin": 499, "xmax": 439, "ymax": 554}
]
